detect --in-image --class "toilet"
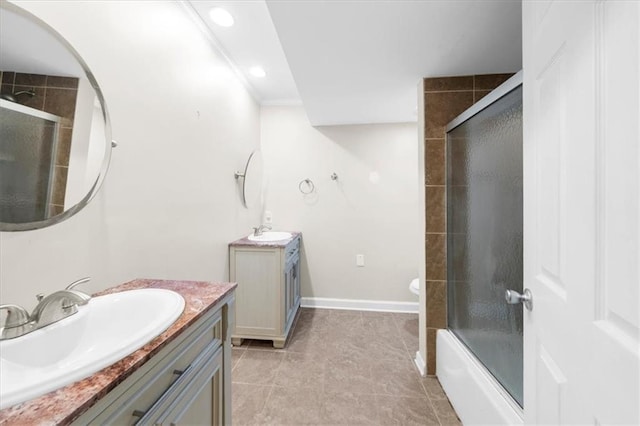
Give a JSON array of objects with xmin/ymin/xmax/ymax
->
[{"xmin": 409, "ymin": 278, "xmax": 420, "ymax": 296}]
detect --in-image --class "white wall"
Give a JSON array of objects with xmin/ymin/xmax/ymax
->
[
  {"xmin": 261, "ymin": 106, "xmax": 419, "ymax": 305},
  {"xmin": 0, "ymin": 1, "xmax": 262, "ymax": 310}
]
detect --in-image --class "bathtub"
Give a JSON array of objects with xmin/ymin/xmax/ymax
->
[{"xmin": 436, "ymin": 330, "xmax": 524, "ymax": 425}]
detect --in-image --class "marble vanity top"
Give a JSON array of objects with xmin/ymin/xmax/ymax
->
[
  {"xmin": 0, "ymin": 279, "xmax": 236, "ymax": 425},
  {"xmin": 229, "ymin": 231, "xmax": 301, "ymax": 248}
]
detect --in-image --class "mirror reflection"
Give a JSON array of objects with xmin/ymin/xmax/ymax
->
[
  {"xmin": 241, "ymin": 151, "xmax": 263, "ymax": 209},
  {"xmin": 0, "ymin": 3, "xmax": 110, "ymax": 230}
]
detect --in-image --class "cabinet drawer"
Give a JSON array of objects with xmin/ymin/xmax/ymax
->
[
  {"xmin": 139, "ymin": 343, "xmax": 223, "ymax": 424},
  {"xmin": 89, "ymin": 312, "xmax": 222, "ymax": 425}
]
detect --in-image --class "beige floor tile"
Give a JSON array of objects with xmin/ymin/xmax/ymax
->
[
  {"xmin": 232, "ymin": 383, "xmax": 272, "ymax": 426},
  {"xmin": 231, "ymin": 308, "xmax": 461, "ymax": 425},
  {"xmin": 233, "ymin": 350, "xmax": 285, "ymax": 385},
  {"xmin": 322, "ymin": 390, "xmax": 379, "ymax": 425},
  {"xmin": 393, "ymin": 313, "xmax": 420, "ymax": 353},
  {"xmin": 423, "ymin": 377, "xmax": 448, "ymax": 401},
  {"xmin": 232, "ymin": 348, "xmax": 245, "ymax": 371},
  {"xmin": 361, "ymin": 315, "xmax": 400, "ymax": 341},
  {"xmin": 376, "ymin": 395, "xmax": 440, "ymax": 425},
  {"xmin": 432, "ymin": 399, "xmax": 462, "ymax": 425},
  {"xmin": 366, "ymin": 336, "xmax": 414, "ymax": 362},
  {"xmin": 259, "ymin": 385, "xmax": 326, "ymax": 425},
  {"xmin": 375, "ymin": 359, "xmax": 428, "ymax": 398},
  {"xmin": 324, "ymin": 355, "xmax": 377, "ymax": 395},
  {"xmin": 274, "ymin": 351, "xmax": 326, "ymax": 388}
]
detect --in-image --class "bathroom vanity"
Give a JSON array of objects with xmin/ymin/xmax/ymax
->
[
  {"xmin": 229, "ymin": 232, "xmax": 301, "ymax": 348},
  {"xmin": 0, "ymin": 279, "xmax": 236, "ymax": 426}
]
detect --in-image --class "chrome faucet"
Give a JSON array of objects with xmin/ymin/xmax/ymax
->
[
  {"xmin": 29, "ymin": 290, "xmax": 91, "ymax": 329},
  {"xmin": 252, "ymin": 224, "xmax": 272, "ymax": 236},
  {"xmin": 0, "ymin": 304, "xmax": 33, "ymax": 340},
  {"xmin": 0, "ymin": 277, "xmax": 92, "ymax": 340}
]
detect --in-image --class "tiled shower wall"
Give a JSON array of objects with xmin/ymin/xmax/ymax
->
[
  {"xmin": 424, "ymin": 73, "xmax": 514, "ymax": 375},
  {"xmin": 1, "ymin": 71, "xmax": 79, "ymax": 216}
]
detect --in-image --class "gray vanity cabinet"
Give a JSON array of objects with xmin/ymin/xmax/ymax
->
[
  {"xmin": 230, "ymin": 235, "xmax": 301, "ymax": 348},
  {"xmin": 73, "ymin": 296, "xmax": 233, "ymax": 426}
]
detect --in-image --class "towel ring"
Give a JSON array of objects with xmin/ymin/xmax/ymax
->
[{"xmin": 298, "ymin": 179, "xmax": 315, "ymax": 194}]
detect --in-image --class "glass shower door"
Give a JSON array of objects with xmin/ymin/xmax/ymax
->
[
  {"xmin": 0, "ymin": 102, "xmax": 60, "ymax": 223},
  {"xmin": 446, "ymin": 85, "xmax": 523, "ymax": 406}
]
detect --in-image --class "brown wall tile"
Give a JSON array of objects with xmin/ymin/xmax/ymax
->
[
  {"xmin": 14, "ymin": 72, "xmax": 47, "ymax": 87},
  {"xmin": 44, "ymin": 88, "xmax": 78, "ymax": 124},
  {"xmin": 425, "ymin": 233, "xmax": 446, "ymax": 281},
  {"xmin": 1, "ymin": 71, "xmax": 15, "ymax": 85},
  {"xmin": 425, "ymin": 186, "xmax": 445, "ymax": 233},
  {"xmin": 474, "ymin": 90, "xmax": 492, "ymax": 103},
  {"xmin": 425, "ymin": 139, "xmax": 445, "ymax": 186},
  {"xmin": 424, "ymin": 76, "xmax": 473, "ymax": 92},
  {"xmin": 13, "ymin": 85, "xmax": 45, "ymax": 110},
  {"xmin": 46, "ymin": 76, "xmax": 79, "ymax": 89},
  {"xmin": 48, "ymin": 204, "xmax": 64, "ymax": 217},
  {"xmin": 427, "ymin": 328, "xmax": 437, "ymax": 376},
  {"xmin": 425, "ymin": 91, "xmax": 474, "ymax": 139},
  {"xmin": 55, "ymin": 127, "xmax": 73, "ymax": 167},
  {"xmin": 51, "ymin": 166, "xmax": 68, "ymax": 206},
  {"xmin": 473, "ymin": 73, "xmax": 514, "ymax": 90},
  {"xmin": 1, "ymin": 83, "xmax": 12, "ymax": 97},
  {"xmin": 426, "ymin": 281, "xmax": 447, "ymax": 329}
]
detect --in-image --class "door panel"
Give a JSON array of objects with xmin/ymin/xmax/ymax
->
[{"xmin": 524, "ymin": 1, "xmax": 639, "ymax": 424}]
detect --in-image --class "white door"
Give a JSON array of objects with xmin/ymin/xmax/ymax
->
[{"xmin": 523, "ymin": 1, "xmax": 639, "ymax": 424}]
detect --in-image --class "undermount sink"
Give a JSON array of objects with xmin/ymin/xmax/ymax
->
[
  {"xmin": 0, "ymin": 288, "xmax": 185, "ymax": 409},
  {"xmin": 247, "ymin": 231, "xmax": 292, "ymax": 242}
]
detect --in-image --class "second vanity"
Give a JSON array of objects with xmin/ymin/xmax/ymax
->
[
  {"xmin": 229, "ymin": 232, "xmax": 301, "ymax": 348},
  {"xmin": 0, "ymin": 279, "xmax": 235, "ymax": 425}
]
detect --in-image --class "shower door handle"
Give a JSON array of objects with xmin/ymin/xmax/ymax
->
[{"xmin": 505, "ymin": 289, "xmax": 533, "ymax": 311}]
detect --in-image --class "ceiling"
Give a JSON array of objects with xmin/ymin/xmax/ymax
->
[
  {"xmin": 191, "ymin": 1, "xmax": 521, "ymax": 126},
  {"xmin": 0, "ymin": 5, "xmax": 84, "ymax": 78}
]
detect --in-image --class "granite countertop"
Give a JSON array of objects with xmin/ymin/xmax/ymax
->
[
  {"xmin": 229, "ymin": 231, "xmax": 301, "ymax": 248},
  {"xmin": 0, "ymin": 279, "xmax": 236, "ymax": 426}
]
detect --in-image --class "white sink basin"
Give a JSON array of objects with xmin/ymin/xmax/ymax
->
[
  {"xmin": 0, "ymin": 288, "xmax": 185, "ymax": 409},
  {"xmin": 247, "ymin": 231, "xmax": 292, "ymax": 242}
]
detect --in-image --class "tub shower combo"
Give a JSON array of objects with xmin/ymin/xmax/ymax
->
[{"xmin": 437, "ymin": 72, "xmax": 524, "ymax": 425}]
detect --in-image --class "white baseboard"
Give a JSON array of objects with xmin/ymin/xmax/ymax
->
[
  {"xmin": 414, "ymin": 350, "xmax": 426, "ymax": 376},
  {"xmin": 300, "ymin": 297, "xmax": 419, "ymax": 313}
]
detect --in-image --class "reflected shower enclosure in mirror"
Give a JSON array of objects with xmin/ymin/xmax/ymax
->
[{"xmin": 0, "ymin": 1, "xmax": 111, "ymax": 231}]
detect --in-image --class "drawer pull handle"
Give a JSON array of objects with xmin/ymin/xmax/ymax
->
[
  {"xmin": 132, "ymin": 410, "xmax": 146, "ymax": 418},
  {"xmin": 173, "ymin": 369, "xmax": 184, "ymax": 376}
]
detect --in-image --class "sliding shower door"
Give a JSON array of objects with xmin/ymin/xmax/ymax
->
[
  {"xmin": 0, "ymin": 102, "xmax": 60, "ymax": 223},
  {"xmin": 446, "ymin": 85, "xmax": 523, "ymax": 406}
]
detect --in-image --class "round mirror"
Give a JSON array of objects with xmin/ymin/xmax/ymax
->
[
  {"xmin": 237, "ymin": 151, "xmax": 263, "ymax": 208},
  {"xmin": 0, "ymin": 2, "xmax": 112, "ymax": 231}
]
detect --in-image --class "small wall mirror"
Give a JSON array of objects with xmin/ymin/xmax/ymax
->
[
  {"xmin": 235, "ymin": 151, "xmax": 263, "ymax": 208},
  {"xmin": 0, "ymin": 2, "xmax": 112, "ymax": 231}
]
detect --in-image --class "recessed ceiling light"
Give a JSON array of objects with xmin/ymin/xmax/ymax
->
[
  {"xmin": 209, "ymin": 7, "xmax": 234, "ymax": 27},
  {"xmin": 249, "ymin": 66, "xmax": 266, "ymax": 78}
]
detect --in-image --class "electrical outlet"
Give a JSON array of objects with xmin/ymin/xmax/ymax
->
[
  {"xmin": 264, "ymin": 210, "xmax": 273, "ymax": 224},
  {"xmin": 356, "ymin": 254, "xmax": 365, "ymax": 267}
]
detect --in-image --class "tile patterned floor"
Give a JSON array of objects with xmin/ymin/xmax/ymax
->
[{"xmin": 231, "ymin": 308, "xmax": 461, "ymax": 426}]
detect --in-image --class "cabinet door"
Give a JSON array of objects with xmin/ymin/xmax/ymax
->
[
  {"xmin": 284, "ymin": 265, "xmax": 294, "ymax": 327},
  {"xmin": 157, "ymin": 348, "xmax": 223, "ymax": 425},
  {"xmin": 233, "ymin": 249, "xmax": 280, "ymax": 336},
  {"xmin": 293, "ymin": 259, "xmax": 300, "ymax": 307}
]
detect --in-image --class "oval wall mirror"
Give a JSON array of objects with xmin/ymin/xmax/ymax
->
[
  {"xmin": 0, "ymin": 2, "xmax": 112, "ymax": 231},
  {"xmin": 235, "ymin": 151, "xmax": 263, "ymax": 208}
]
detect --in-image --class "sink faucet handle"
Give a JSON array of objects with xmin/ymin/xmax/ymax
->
[
  {"xmin": 66, "ymin": 277, "xmax": 91, "ymax": 291},
  {"xmin": 0, "ymin": 304, "xmax": 31, "ymax": 328}
]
